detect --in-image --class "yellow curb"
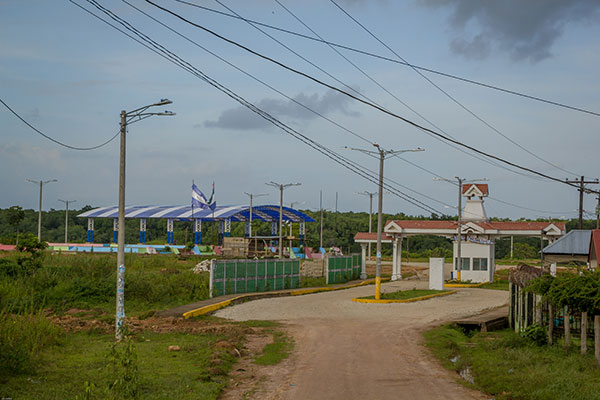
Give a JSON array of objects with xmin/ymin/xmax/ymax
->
[
  {"xmin": 183, "ymin": 277, "xmax": 391, "ymax": 318},
  {"xmin": 444, "ymin": 282, "xmax": 488, "ymax": 288},
  {"xmin": 352, "ymin": 290, "xmax": 458, "ymax": 304}
]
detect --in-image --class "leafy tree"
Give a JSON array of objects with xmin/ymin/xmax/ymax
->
[{"xmin": 7, "ymin": 205, "xmax": 25, "ymax": 245}]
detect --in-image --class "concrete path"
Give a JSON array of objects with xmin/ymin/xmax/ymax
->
[{"xmin": 216, "ymin": 280, "xmax": 508, "ymax": 400}]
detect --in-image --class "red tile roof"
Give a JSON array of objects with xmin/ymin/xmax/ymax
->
[
  {"xmin": 386, "ymin": 220, "xmax": 457, "ymax": 230},
  {"xmin": 462, "ymin": 183, "xmax": 488, "ymax": 195},
  {"xmin": 353, "ymin": 232, "xmax": 394, "ymax": 241}
]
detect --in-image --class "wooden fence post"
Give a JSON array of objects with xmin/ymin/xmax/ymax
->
[
  {"xmin": 581, "ymin": 311, "xmax": 588, "ymax": 355},
  {"xmin": 565, "ymin": 309, "xmax": 571, "ymax": 349},
  {"xmin": 595, "ymin": 314, "xmax": 600, "ymax": 367},
  {"xmin": 548, "ymin": 303, "xmax": 553, "ymax": 346}
]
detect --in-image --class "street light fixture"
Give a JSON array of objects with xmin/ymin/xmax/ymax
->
[
  {"xmin": 344, "ymin": 144, "xmax": 424, "ymax": 300},
  {"xmin": 58, "ymin": 199, "xmax": 76, "ymax": 243},
  {"xmin": 116, "ymin": 99, "xmax": 175, "ymax": 341},
  {"xmin": 433, "ymin": 176, "xmax": 487, "ymax": 281},
  {"xmin": 265, "ymin": 181, "xmax": 301, "ymax": 258},
  {"xmin": 244, "ymin": 192, "xmax": 268, "ymax": 238},
  {"xmin": 26, "ymin": 178, "xmax": 57, "ymax": 241}
]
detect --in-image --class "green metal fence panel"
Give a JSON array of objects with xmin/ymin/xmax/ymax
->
[
  {"xmin": 326, "ymin": 254, "xmax": 362, "ymax": 285},
  {"xmin": 211, "ymin": 258, "xmax": 301, "ymax": 297}
]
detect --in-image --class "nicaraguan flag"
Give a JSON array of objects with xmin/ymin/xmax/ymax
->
[{"xmin": 192, "ymin": 183, "xmax": 216, "ymax": 210}]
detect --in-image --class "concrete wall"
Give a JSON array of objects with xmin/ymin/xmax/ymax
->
[
  {"xmin": 301, "ymin": 259, "xmax": 325, "ymax": 278},
  {"xmin": 453, "ymin": 241, "xmax": 495, "ymax": 283}
]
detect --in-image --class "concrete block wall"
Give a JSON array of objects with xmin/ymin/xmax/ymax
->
[{"xmin": 301, "ymin": 259, "xmax": 325, "ymax": 278}]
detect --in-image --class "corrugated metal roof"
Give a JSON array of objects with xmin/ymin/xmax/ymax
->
[
  {"xmin": 77, "ymin": 205, "xmax": 315, "ymax": 223},
  {"xmin": 542, "ymin": 230, "xmax": 591, "ymax": 255}
]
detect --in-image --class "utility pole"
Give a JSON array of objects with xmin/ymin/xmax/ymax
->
[
  {"xmin": 244, "ymin": 192, "xmax": 267, "ymax": 238},
  {"xmin": 358, "ymin": 191, "xmax": 376, "ymax": 260},
  {"xmin": 566, "ymin": 176, "xmax": 599, "ymax": 229},
  {"xmin": 319, "ymin": 190, "xmax": 323, "ymax": 249},
  {"xmin": 266, "ymin": 181, "xmax": 301, "ymax": 258},
  {"xmin": 433, "ymin": 176, "xmax": 487, "ymax": 281},
  {"xmin": 115, "ymin": 99, "xmax": 174, "ymax": 341},
  {"xmin": 27, "ymin": 178, "xmax": 57, "ymax": 241},
  {"xmin": 335, "ymin": 191, "xmax": 338, "ymax": 233},
  {"xmin": 345, "ymin": 144, "xmax": 424, "ymax": 299},
  {"xmin": 596, "ymin": 194, "xmax": 600, "ymax": 230},
  {"xmin": 58, "ymin": 199, "xmax": 76, "ymax": 243}
]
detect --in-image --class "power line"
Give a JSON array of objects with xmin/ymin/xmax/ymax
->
[
  {"xmin": 172, "ymin": 0, "xmax": 600, "ymax": 118},
  {"xmin": 72, "ymin": 0, "xmax": 444, "ymax": 215},
  {"xmin": 144, "ymin": 0, "xmax": 585, "ymax": 191},
  {"xmin": 210, "ymin": 0, "xmax": 550, "ymax": 181},
  {"xmin": 328, "ymin": 0, "xmax": 580, "ymax": 177},
  {"xmin": 123, "ymin": 0, "xmax": 454, "ymax": 209},
  {"xmin": 0, "ymin": 97, "xmax": 119, "ymax": 151}
]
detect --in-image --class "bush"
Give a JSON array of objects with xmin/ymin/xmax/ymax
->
[
  {"xmin": 522, "ymin": 324, "xmax": 547, "ymax": 346},
  {"xmin": 0, "ymin": 309, "xmax": 63, "ymax": 377}
]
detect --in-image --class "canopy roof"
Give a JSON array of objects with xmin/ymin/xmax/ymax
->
[
  {"xmin": 542, "ymin": 229, "xmax": 591, "ymax": 256},
  {"xmin": 78, "ymin": 205, "xmax": 315, "ymax": 223}
]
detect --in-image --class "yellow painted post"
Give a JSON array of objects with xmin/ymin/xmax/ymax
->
[{"xmin": 375, "ymin": 276, "xmax": 381, "ymax": 300}]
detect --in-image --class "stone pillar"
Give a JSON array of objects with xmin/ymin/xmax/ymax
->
[
  {"xmin": 360, "ymin": 243, "xmax": 367, "ymax": 280},
  {"xmin": 113, "ymin": 218, "xmax": 118, "ymax": 244},
  {"xmin": 166, "ymin": 218, "xmax": 174, "ymax": 245},
  {"xmin": 139, "ymin": 218, "xmax": 146, "ymax": 244},
  {"xmin": 550, "ymin": 263, "xmax": 557, "ymax": 277},
  {"xmin": 87, "ymin": 218, "xmax": 94, "ymax": 243},
  {"xmin": 391, "ymin": 237, "xmax": 399, "ymax": 281}
]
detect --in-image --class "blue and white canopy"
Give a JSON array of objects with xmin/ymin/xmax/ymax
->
[{"xmin": 78, "ymin": 205, "xmax": 315, "ymax": 223}]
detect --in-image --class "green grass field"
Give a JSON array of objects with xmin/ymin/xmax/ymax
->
[{"xmin": 424, "ymin": 325, "xmax": 600, "ymax": 400}]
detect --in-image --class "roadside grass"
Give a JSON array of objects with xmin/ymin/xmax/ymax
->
[
  {"xmin": 358, "ymin": 288, "xmax": 448, "ymax": 300},
  {"xmin": 0, "ymin": 252, "xmax": 210, "ymax": 316},
  {"xmin": 479, "ymin": 268, "xmax": 510, "ymax": 291},
  {"xmin": 254, "ymin": 330, "xmax": 293, "ymax": 366},
  {"xmin": 300, "ymin": 276, "xmax": 326, "ymax": 288},
  {"xmin": 424, "ymin": 325, "xmax": 600, "ymax": 400},
  {"xmin": 1, "ymin": 330, "xmax": 235, "ymax": 400}
]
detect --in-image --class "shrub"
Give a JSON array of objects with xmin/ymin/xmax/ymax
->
[
  {"xmin": 522, "ymin": 324, "xmax": 547, "ymax": 346},
  {"xmin": 0, "ymin": 309, "xmax": 63, "ymax": 377}
]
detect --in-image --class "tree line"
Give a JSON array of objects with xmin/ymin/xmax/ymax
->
[{"xmin": 0, "ymin": 206, "xmax": 593, "ymax": 258}]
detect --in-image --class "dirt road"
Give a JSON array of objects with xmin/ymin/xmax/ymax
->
[{"xmin": 216, "ymin": 280, "xmax": 508, "ymax": 399}]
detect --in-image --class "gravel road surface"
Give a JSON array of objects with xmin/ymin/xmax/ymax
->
[{"xmin": 216, "ymin": 280, "xmax": 508, "ymax": 399}]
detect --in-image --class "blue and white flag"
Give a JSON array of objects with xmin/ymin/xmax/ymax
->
[{"xmin": 192, "ymin": 183, "xmax": 216, "ymax": 210}]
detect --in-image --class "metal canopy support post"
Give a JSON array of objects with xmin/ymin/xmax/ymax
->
[
  {"xmin": 87, "ymin": 218, "xmax": 94, "ymax": 243},
  {"xmin": 224, "ymin": 218, "xmax": 231, "ymax": 238},
  {"xmin": 299, "ymin": 221, "xmax": 305, "ymax": 245},
  {"xmin": 218, "ymin": 221, "xmax": 224, "ymax": 245},
  {"xmin": 113, "ymin": 218, "xmax": 119, "ymax": 244},
  {"xmin": 271, "ymin": 221, "xmax": 278, "ymax": 246},
  {"xmin": 166, "ymin": 218, "xmax": 174, "ymax": 244},
  {"xmin": 139, "ymin": 218, "xmax": 147, "ymax": 244},
  {"xmin": 194, "ymin": 219, "xmax": 202, "ymax": 245}
]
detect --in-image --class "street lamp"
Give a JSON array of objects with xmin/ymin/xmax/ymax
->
[
  {"xmin": 244, "ymin": 192, "xmax": 268, "ymax": 237},
  {"xmin": 344, "ymin": 144, "xmax": 424, "ymax": 300},
  {"xmin": 116, "ymin": 99, "xmax": 175, "ymax": 341},
  {"xmin": 265, "ymin": 181, "xmax": 301, "ymax": 258},
  {"xmin": 433, "ymin": 176, "xmax": 487, "ymax": 281},
  {"xmin": 26, "ymin": 178, "xmax": 57, "ymax": 241},
  {"xmin": 58, "ymin": 199, "xmax": 76, "ymax": 243}
]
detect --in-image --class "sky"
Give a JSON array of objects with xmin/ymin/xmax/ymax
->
[{"xmin": 1, "ymin": 0, "xmax": 599, "ymax": 220}]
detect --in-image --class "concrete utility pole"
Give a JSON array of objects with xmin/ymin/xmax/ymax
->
[
  {"xmin": 116, "ymin": 99, "xmax": 174, "ymax": 341},
  {"xmin": 27, "ymin": 178, "xmax": 57, "ymax": 241},
  {"xmin": 266, "ymin": 181, "xmax": 301, "ymax": 258},
  {"xmin": 433, "ymin": 176, "xmax": 487, "ymax": 281},
  {"xmin": 596, "ymin": 194, "xmax": 600, "ymax": 230},
  {"xmin": 244, "ymin": 192, "xmax": 267, "ymax": 237},
  {"xmin": 58, "ymin": 199, "xmax": 76, "ymax": 243},
  {"xmin": 358, "ymin": 191, "xmax": 376, "ymax": 261},
  {"xmin": 345, "ymin": 144, "xmax": 424, "ymax": 300},
  {"xmin": 566, "ymin": 176, "xmax": 599, "ymax": 229}
]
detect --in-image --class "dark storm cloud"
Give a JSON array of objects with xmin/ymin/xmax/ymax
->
[
  {"xmin": 203, "ymin": 90, "xmax": 358, "ymax": 131},
  {"xmin": 419, "ymin": 0, "xmax": 600, "ymax": 62}
]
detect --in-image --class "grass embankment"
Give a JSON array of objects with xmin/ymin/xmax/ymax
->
[
  {"xmin": 0, "ymin": 252, "xmax": 211, "ymax": 316},
  {"xmin": 424, "ymin": 325, "xmax": 600, "ymax": 400},
  {"xmin": 359, "ymin": 288, "xmax": 448, "ymax": 300}
]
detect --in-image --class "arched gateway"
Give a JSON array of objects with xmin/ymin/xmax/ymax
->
[{"xmin": 354, "ymin": 184, "xmax": 565, "ymax": 283}]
